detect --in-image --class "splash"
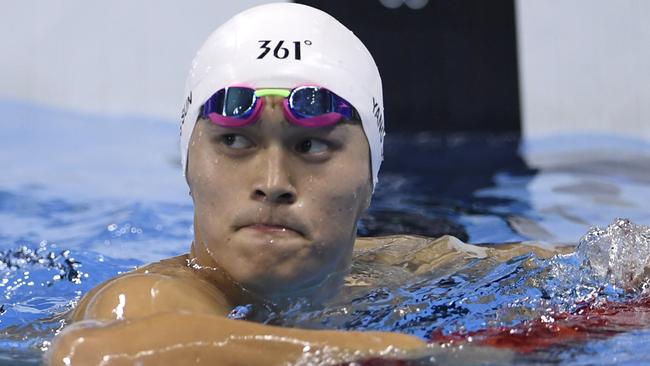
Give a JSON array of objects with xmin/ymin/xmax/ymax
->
[
  {"xmin": 432, "ymin": 218, "xmax": 650, "ymax": 353},
  {"xmin": 575, "ymin": 218, "xmax": 650, "ymax": 292},
  {"xmin": 0, "ymin": 242, "xmax": 85, "ymax": 287}
]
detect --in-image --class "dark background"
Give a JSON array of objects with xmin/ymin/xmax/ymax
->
[
  {"xmin": 294, "ymin": 1, "xmax": 529, "ymax": 239},
  {"xmin": 294, "ymin": 0, "xmax": 521, "ymax": 134}
]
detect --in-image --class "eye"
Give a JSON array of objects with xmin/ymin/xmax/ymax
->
[
  {"xmin": 295, "ymin": 138, "xmax": 329, "ymax": 154},
  {"xmin": 221, "ymin": 134, "xmax": 253, "ymax": 149}
]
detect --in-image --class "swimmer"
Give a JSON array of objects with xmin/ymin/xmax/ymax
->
[
  {"xmin": 46, "ymin": 3, "xmax": 428, "ymax": 365},
  {"xmin": 46, "ymin": 3, "xmax": 576, "ymax": 364}
]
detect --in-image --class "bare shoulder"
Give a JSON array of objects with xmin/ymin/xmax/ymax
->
[
  {"xmin": 353, "ymin": 235, "xmax": 483, "ymax": 273},
  {"xmin": 355, "ymin": 234, "xmax": 479, "ymax": 253},
  {"xmin": 354, "ymin": 235, "xmax": 573, "ymax": 275},
  {"xmin": 71, "ymin": 254, "xmax": 230, "ymax": 323},
  {"xmin": 354, "ymin": 234, "xmax": 485, "ymax": 257}
]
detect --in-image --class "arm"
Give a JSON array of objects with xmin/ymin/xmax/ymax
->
[
  {"xmin": 46, "ymin": 272, "xmax": 424, "ymax": 365},
  {"xmin": 48, "ymin": 311, "xmax": 424, "ymax": 365}
]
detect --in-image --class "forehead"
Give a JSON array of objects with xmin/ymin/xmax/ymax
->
[{"xmin": 197, "ymin": 115, "xmax": 365, "ymax": 140}]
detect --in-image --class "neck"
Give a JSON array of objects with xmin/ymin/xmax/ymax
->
[
  {"xmin": 261, "ymin": 264, "xmax": 350, "ymax": 307},
  {"xmin": 187, "ymin": 240, "xmax": 252, "ymax": 304},
  {"xmin": 187, "ymin": 238, "xmax": 350, "ymax": 308}
]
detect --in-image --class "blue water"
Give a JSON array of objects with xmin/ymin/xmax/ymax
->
[{"xmin": 2, "ymin": 99, "xmax": 650, "ymax": 365}]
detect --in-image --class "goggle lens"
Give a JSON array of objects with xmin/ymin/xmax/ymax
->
[
  {"xmin": 290, "ymin": 87, "xmax": 332, "ymax": 117},
  {"xmin": 201, "ymin": 86, "xmax": 358, "ymax": 128},
  {"xmin": 223, "ymin": 87, "xmax": 256, "ymax": 117}
]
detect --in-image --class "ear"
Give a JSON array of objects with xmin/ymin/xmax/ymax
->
[
  {"xmin": 362, "ymin": 190, "xmax": 372, "ymax": 212},
  {"xmin": 364, "ymin": 171, "xmax": 374, "ymax": 211},
  {"xmin": 358, "ymin": 178, "xmax": 373, "ymax": 214},
  {"xmin": 185, "ymin": 163, "xmax": 195, "ymax": 202},
  {"xmin": 184, "ymin": 118, "xmax": 204, "ymax": 200}
]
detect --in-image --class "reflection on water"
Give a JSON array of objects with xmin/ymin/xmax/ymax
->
[
  {"xmin": 278, "ymin": 218, "xmax": 650, "ymax": 337},
  {"xmin": 2, "ymin": 101, "xmax": 650, "ymax": 365}
]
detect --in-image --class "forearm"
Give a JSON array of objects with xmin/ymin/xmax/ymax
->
[{"xmin": 46, "ymin": 312, "xmax": 425, "ymax": 366}]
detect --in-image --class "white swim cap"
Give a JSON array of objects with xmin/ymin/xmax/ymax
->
[{"xmin": 180, "ymin": 3, "xmax": 385, "ymax": 188}]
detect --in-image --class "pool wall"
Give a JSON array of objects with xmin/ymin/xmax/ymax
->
[{"xmin": 1, "ymin": 0, "xmax": 649, "ymax": 139}]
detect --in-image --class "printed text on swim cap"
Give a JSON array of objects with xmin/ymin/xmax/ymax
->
[
  {"xmin": 257, "ymin": 40, "xmax": 312, "ymax": 60},
  {"xmin": 373, "ymin": 97, "xmax": 385, "ymax": 144},
  {"xmin": 180, "ymin": 92, "xmax": 192, "ymax": 134}
]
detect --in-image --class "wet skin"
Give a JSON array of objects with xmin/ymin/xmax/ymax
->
[
  {"xmin": 187, "ymin": 95, "xmax": 373, "ymax": 302},
  {"xmin": 45, "ymin": 96, "xmax": 426, "ymax": 365}
]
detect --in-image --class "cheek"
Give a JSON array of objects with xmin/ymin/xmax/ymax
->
[
  {"xmin": 189, "ymin": 162, "xmax": 224, "ymax": 213},
  {"xmin": 307, "ymin": 158, "xmax": 371, "ymax": 239},
  {"xmin": 326, "ymin": 151, "xmax": 371, "ymax": 204},
  {"xmin": 188, "ymin": 150, "xmax": 238, "ymax": 239},
  {"xmin": 192, "ymin": 182, "xmax": 230, "ymax": 246},
  {"xmin": 188, "ymin": 134, "xmax": 240, "ymax": 211}
]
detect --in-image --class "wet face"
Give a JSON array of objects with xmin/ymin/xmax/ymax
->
[{"xmin": 187, "ymin": 95, "xmax": 372, "ymax": 297}]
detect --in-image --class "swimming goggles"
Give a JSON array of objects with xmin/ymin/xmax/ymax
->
[{"xmin": 200, "ymin": 86, "xmax": 360, "ymax": 128}]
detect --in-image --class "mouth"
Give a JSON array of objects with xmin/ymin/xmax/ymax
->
[{"xmin": 238, "ymin": 222, "xmax": 304, "ymax": 237}]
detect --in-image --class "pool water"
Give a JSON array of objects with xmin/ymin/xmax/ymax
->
[{"xmin": 2, "ymin": 100, "xmax": 650, "ymax": 365}]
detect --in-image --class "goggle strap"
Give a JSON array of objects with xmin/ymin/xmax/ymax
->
[{"xmin": 255, "ymin": 89, "xmax": 291, "ymax": 98}]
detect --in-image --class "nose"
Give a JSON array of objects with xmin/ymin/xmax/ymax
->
[{"xmin": 251, "ymin": 144, "xmax": 297, "ymax": 205}]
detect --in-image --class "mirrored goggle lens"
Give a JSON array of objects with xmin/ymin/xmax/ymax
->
[
  {"xmin": 223, "ymin": 87, "xmax": 256, "ymax": 117},
  {"xmin": 290, "ymin": 87, "xmax": 334, "ymax": 117}
]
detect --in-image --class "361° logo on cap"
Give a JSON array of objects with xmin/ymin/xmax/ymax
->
[{"xmin": 257, "ymin": 40, "xmax": 312, "ymax": 60}]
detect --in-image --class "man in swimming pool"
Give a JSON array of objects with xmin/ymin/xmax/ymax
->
[{"xmin": 46, "ymin": 3, "xmax": 428, "ymax": 365}]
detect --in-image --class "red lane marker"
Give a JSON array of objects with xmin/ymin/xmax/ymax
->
[
  {"xmin": 431, "ymin": 296, "xmax": 650, "ymax": 353},
  {"xmin": 337, "ymin": 359, "xmax": 411, "ymax": 366}
]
